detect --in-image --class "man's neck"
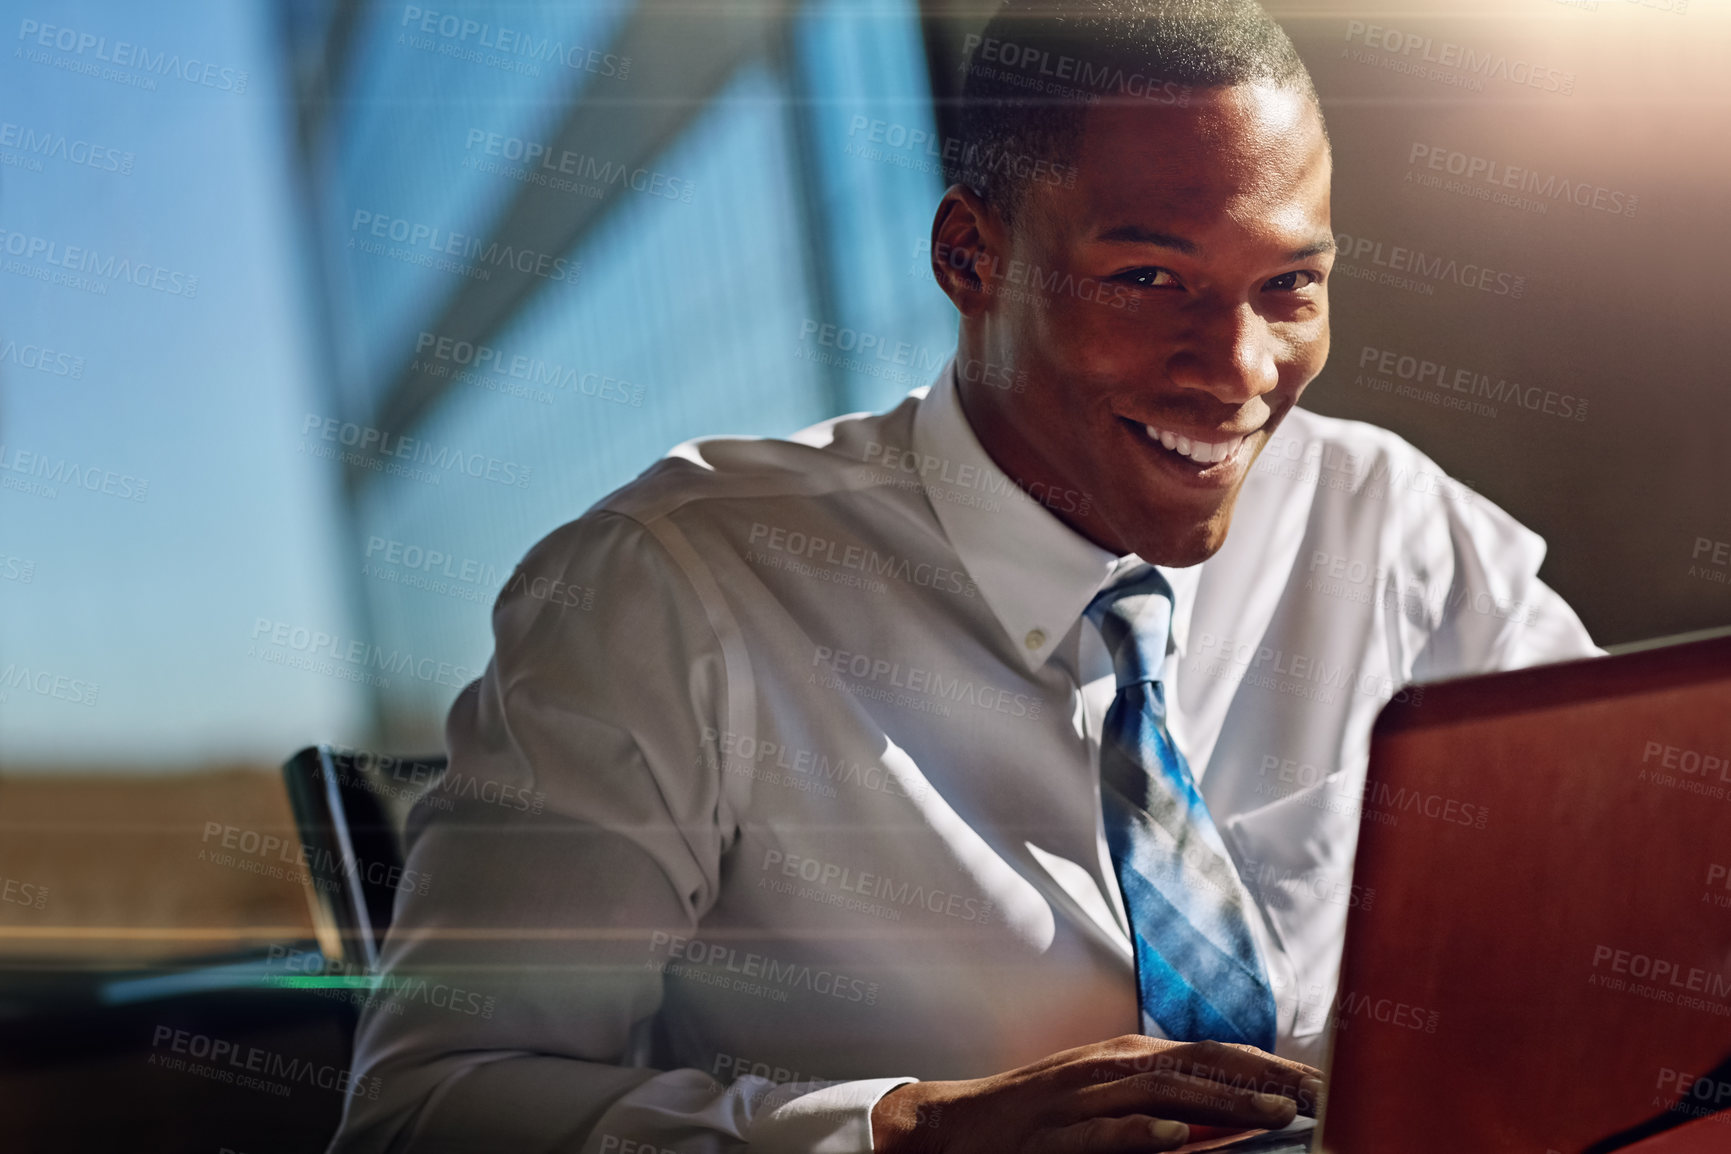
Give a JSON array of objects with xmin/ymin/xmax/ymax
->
[{"xmin": 951, "ymin": 369, "xmax": 1132, "ymax": 558}]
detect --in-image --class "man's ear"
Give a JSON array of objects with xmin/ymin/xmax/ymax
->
[{"xmin": 929, "ymin": 183, "xmax": 1001, "ymax": 318}]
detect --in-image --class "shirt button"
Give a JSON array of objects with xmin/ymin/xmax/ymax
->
[{"xmin": 1025, "ymin": 628, "xmax": 1047, "ymax": 650}]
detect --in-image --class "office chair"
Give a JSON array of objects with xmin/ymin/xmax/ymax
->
[{"xmin": 279, "ymin": 744, "xmax": 446, "ymax": 973}]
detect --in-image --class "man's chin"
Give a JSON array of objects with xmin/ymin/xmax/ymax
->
[
  {"xmin": 1136, "ymin": 536, "xmax": 1224, "ymax": 569},
  {"xmin": 1115, "ymin": 505, "xmax": 1235, "ymax": 568}
]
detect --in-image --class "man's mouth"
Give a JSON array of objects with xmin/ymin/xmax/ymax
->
[{"xmin": 1139, "ymin": 423, "xmax": 1252, "ymax": 469}]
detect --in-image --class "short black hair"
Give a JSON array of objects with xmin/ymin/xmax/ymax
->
[{"xmin": 946, "ymin": 0, "xmax": 1321, "ymax": 222}]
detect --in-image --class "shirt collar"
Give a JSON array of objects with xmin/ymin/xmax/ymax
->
[{"xmin": 911, "ymin": 358, "xmax": 1198, "ymax": 673}]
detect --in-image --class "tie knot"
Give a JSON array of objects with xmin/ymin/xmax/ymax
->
[{"xmin": 1085, "ymin": 565, "xmax": 1175, "ymax": 690}]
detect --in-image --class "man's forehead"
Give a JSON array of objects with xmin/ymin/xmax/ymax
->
[
  {"xmin": 1086, "ymin": 81, "xmax": 1319, "ymax": 136},
  {"xmin": 1057, "ymin": 86, "xmax": 1331, "ymax": 246},
  {"xmin": 1074, "ymin": 85, "xmax": 1326, "ymax": 182},
  {"xmin": 1091, "ymin": 219, "xmax": 1334, "ymax": 262}
]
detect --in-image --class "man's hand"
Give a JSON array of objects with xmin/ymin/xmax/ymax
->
[{"xmin": 869, "ymin": 1035, "xmax": 1324, "ymax": 1153}]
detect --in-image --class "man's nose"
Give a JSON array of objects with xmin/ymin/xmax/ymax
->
[{"xmin": 1164, "ymin": 302, "xmax": 1280, "ymax": 402}]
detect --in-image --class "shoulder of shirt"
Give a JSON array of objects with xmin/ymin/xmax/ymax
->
[
  {"xmin": 1263, "ymin": 405, "xmax": 1538, "ymax": 558},
  {"xmin": 593, "ymin": 390, "xmax": 927, "ymax": 526},
  {"xmin": 510, "ymin": 391, "xmax": 932, "ymax": 581},
  {"xmin": 1260, "ymin": 405, "xmax": 1470, "ymax": 505},
  {"xmin": 1273, "ymin": 405, "xmax": 1444, "ymax": 470}
]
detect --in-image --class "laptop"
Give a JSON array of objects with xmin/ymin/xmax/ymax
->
[{"xmin": 1179, "ymin": 631, "xmax": 1731, "ymax": 1153}]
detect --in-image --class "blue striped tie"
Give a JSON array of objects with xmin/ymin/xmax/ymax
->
[{"xmin": 1087, "ymin": 566, "xmax": 1278, "ymax": 1050}]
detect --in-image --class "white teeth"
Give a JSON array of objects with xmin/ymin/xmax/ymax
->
[{"xmin": 1142, "ymin": 424, "xmax": 1247, "ymax": 466}]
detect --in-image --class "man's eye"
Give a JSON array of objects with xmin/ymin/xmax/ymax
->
[
  {"xmin": 1264, "ymin": 270, "xmax": 1321, "ymax": 292},
  {"xmin": 1118, "ymin": 267, "xmax": 1182, "ymax": 289}
]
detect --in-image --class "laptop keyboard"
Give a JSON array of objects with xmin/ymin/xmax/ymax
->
[{"xmin": 1194, "ymin": 1122, "xmax": 1317, "ymax": 1152}]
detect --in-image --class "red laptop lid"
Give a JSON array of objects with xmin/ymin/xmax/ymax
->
[{"xmin": 1319, "ymin": 635, "xmax": 1731, "ymax": 1153}]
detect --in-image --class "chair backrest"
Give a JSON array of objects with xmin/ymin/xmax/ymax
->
[{"xmin": 279, "ymin": 745, "xmax": 446, "ymax": 973}]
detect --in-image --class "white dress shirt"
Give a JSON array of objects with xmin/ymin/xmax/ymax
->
[{"xmin": 330, "ymin": 359, "xmax": 1599, "ymax": 1154}]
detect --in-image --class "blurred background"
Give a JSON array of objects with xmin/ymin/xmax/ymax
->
[{"xmin": 1, "ymin": 0, "xmax": 1727, "ymax": 1147}]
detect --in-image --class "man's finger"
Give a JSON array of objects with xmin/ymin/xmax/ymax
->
[
  {"xmin": 1031, "ymin": 1114, "xmax": 1191, "ymax": 1154},
  {"xmin": 1082, "ymin": 1039, "xmax": 1323, "ymax": 1114},
  {"xmin": 1213, "ymin": 1041, "xmax": 1324, "ymax": 1080},
  {"xmin": 1068, "ymin": 1069, "xmax": 1301, "ymax": 1130}
]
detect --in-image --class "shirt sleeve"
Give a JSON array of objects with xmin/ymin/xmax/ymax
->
[
  {"xmin": 1409, "ymin": 484, "xmax": 1603, "ymax": 683},
  {"xmin": 327, "ymin": 509, "xmax": 916, "ymax": 1154}
]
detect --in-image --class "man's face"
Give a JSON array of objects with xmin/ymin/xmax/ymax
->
[{"xmin": 939, "ymin": 84, "xmax": 1334, "ymax": 566}]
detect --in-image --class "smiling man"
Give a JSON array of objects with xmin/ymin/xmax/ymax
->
[
  {"xmin": 937, "ymin": 78, "xmax": 1333, "ymax": 568},
  {"xmin": 331, "ymin": 3, "xmax": 1599, "ymax": 1153}
]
